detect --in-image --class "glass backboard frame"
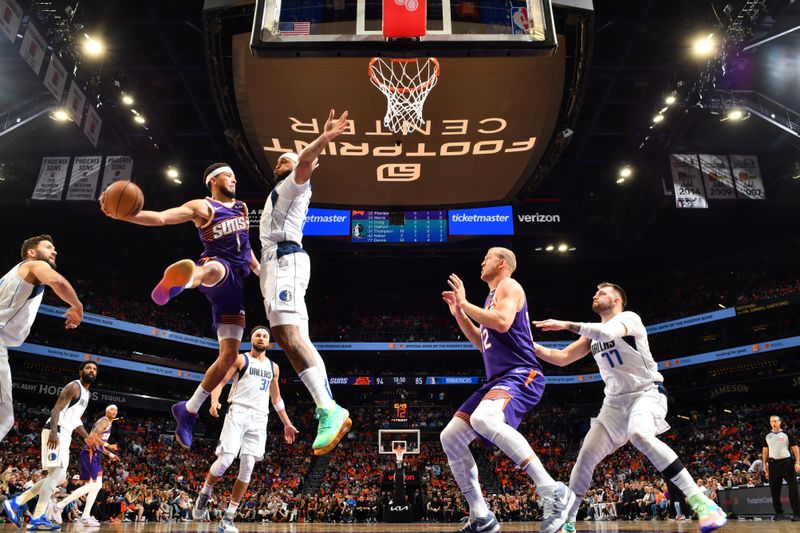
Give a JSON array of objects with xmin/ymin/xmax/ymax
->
[
  {"xmin": 378, "ymin": 429, "xmax": 421, "ymax": 454},
  {"xmin": 251, "ymin": 0, "xmax": 558, "ymax": 57}
]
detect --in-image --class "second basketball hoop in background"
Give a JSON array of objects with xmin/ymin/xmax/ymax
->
[{"xmin": 369, "ymin": 57, "xmax": 440, "ymax": 135}]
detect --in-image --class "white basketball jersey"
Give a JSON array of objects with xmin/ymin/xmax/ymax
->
[
  {"xmin": 0, "ymin": 262, "xmax": 45, "ymax": 347},
  {"xmin": 48, "ymin": 380, "xmax": 90, "ymax": 433},
  {"xmin": 590, "ymin": 311, "xmax": 664, "ymax": 397},
  {"xmin": 259, "ymin": 172, "xmax": 311, "ymax": 255},
  {"xmin": 228, "ymin": 354, "xmax": 274, "ymax": 415}
]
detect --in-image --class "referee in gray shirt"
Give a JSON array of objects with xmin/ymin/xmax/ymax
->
[{"xmin": 762, "ymin": 415, "xmax": 800, "ymax": 521}]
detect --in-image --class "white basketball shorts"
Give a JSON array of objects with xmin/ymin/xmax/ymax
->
[
  {"xmin": 591, "ymin": 385, "xmax": 671, "ymax": 449},
  {"xmin": 261, "ymin": 251, "xmax": 310, "ymax": 327},
  {"xmin": 216, "ymin": 404, "xmax": 268, "ymax": 460},
  {"xmin": 0, "ymin": 341, "xmax": 11, "ymax": 404},
  {"xmin": 41, "ymin": 427, "xmax": 71, "ymax": 469}
]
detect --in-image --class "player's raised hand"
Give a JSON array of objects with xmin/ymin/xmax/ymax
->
[
  {"xmin": 322, "ymin": 109, "xmax": 349, "ymax": 141},
  {"xmin": 64, "ymin": 304, "xmax": 83, "ymax": 329},
  {"xmin": 284, "ymin": 423, "xmax": 299, "ymax": 444},
  {"xmin": 532, "ymin": 319, "xmax": 570, "ymax": 331},
  {"xmin": 209, "ymin": 401, "xmax": 222, "ymax": 418},
  {"xmin": 447, "ymin": 274, "xmax": 466, "ymax": 306},
  {"xmin": 442, "ymin": 291, "xmax": 460, "ymax": 316}
]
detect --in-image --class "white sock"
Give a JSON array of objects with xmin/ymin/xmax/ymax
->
[
  {"xmin": 57, "ymin": 482, "xmax": 93, "ymax": 510},
  {"xmin": 186, "ymin": 386, "xmax": 210, "ymax": 414},
  {"xmin": 521, "ymin": 453, "xmax": 557, "ymax": 491},
  {"xmin": 440, "ymin": 417, "xmax": 489, "ymax": 519},
  {"xmin": 567, "ymin": 423, "xmax": 619, "ymax": 520},
  {"xmin": 0, "ymin": 400, "xmax": 14, "ymax": 442},
  {"xmin": 81, "ymin": 479, "xmax": 102, "ymax": 519},
  {"xmin": 298, "ymin": 366, "xmax": 335, "ymax": 408},
  {"xmin": 33, "ymin": 468, "xmax": 65, "ymax": 517},
  {"xmin": 15, "ymin": 478, "xmax": 44, "ymax": 505},
  {"xmin": 671, "ymin": 469, "xmax": 701, "ymax": 499},
  {"xmin": 225, "ymin": 502, "xmax": 239, "ymax": 519},
  {"xmin": 200, "ymin": 483, "xmax": 213, "ymax": 496}
]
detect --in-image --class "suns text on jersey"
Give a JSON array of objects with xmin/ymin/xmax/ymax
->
[{"xmin": 212, "ymin": 216, "xmax": 249, "ymax": 239}]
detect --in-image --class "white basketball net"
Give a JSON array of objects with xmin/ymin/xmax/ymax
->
[
  {"xmin": 394, "ymin": 447, "xmax": 406, "ymax": 464},
  {"xmin": 369, "ymin": 57, "xmax": 440, "ymax": 135}
]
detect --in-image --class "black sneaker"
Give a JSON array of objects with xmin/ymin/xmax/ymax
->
[{"xmin": 774, "ymin": 514, "xmax": 785, "ymax": 521}]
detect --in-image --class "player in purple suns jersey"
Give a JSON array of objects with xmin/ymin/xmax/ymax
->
[
  {"xmin": 440, "ymin": 247, "xmax": 575, "ymax": 533},
  {"xmin": 100, "ymin": 163, "xmax": 259, "ymax": 449}
]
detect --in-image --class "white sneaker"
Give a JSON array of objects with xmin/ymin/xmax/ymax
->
[
  {"xmin": 77, "ymin": 516, "xmax": 101, "ymax": 527},
  {"xmin": 46, "ymin": 502, "xmax": 63, "ymax": 525},
  {"xmin": 219, "ymin": 518, "xmax": 239, "ymax": 533}
]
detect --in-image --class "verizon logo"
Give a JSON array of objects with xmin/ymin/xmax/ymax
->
[{"xmin": 517, "ymin": 213, "xmax": 560, "ymax": 223}]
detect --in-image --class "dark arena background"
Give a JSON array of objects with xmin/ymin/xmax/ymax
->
[{"xmin": 1, "ymin": 0, "xmax": 800, "ymax": 532}]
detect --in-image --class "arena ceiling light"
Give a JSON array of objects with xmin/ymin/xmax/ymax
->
[
  {"xmin": 166, "ymin": 167, "xmax": 180, "ymax": 179},
  {"xmin": 134, "ymin": 115, "xmax": 146, "ymax": 125},
  {"xmin": 664, "ymin": 95, "xmax": 676, "ymax": 106},
  {"xmin": 619, "ymin": 166, "xmax": 633, "ymax": 178},
  {"xmin": 723, "ymin": 108, "xmax": 749, "ymax": 122},
  {"xmin": 121, "ymin": 94, "xmax": 134, "ymax": 106},
  {"xmin": 652, "ymin": 114, "xmax": 665, "ymax": 124},
  {"xmin": 616, "ymin": 177, "xmax": 627, "ymax": 184},
  {"xmin": 692, "ymin": 33, "xmax": 716, "ymax": 58},
  {"xmin": 83, "ymin": 34, "xmax": 105, "ymax": 58},
  {"xmin": 545, "ymin": 244, "xmax": 554, "ymax": 252},
  {"xmin": 50, "ymin": 109, "xmax": 70, "ymax": 122},
  {"xmin": 557, "ymin": 243, "xmax": 568, "ymax": 252}
]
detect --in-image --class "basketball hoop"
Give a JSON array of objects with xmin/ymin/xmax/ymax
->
[
  {"xmin": 393, "ymin": 445, "xmax": 406, "ymax": 465},
  {"xmin": 369, "ymin": 57, "xmax": 440, "ymax": 135}
]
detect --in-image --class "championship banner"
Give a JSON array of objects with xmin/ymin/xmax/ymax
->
[
  {"xmin": 669, "ymin": 154, "xmax": 708, "ymax": 209},
  {"xmin": 66, "ymin": 155, "xmax": 102, "ymax": 200},
  {"xmin": 698, "ymin": 154, "xmax": 736, "ymax": 200},
  {"xmin": 729, "ymin": 155, "xmax": 766, "ymax": 200},
  {"xmin": 65, "ymin": 79, "xmax": 86, "ymax": 125},
  {"xmin": 83, "ymin": 105, "xmax": 102, "ymax": 147},
  {"xmin": 100, "ymin": 155, "xmax": 133, "ymax": 191},
  {"xmin": 43, "ymin": 55, "xmax": 68, "ymax": 103},
  {"xmin": 19, "ymin": 22, "xmax": 47, "ymax": 75},
  {"xmin": 0, "ymin": 0, "xmax": 23, "ymax": 43},
  {"xmin": 32, "ymin": 156, "xmax": 70, "ymax": 200}
]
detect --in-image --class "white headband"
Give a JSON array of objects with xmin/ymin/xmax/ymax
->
[
  {"xmin": 205, "ymin": 165, "xmax": 233, "ymax": 187},
  {"xmin": 106, "ymin": 404, "xmax": 117, "ymax": 412},
  {"xmin": 279, "ymin": 152, "xmax": 299, "ymax": 165}
]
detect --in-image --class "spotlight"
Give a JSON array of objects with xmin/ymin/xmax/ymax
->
[
  {"xmin": 134, "ymin": 115, "xmax": 146, "ymax": 124},
  {"xmin": 50, "ymin": 109, "xmax": 70, "ymax": 122},
  {"xmin": 692, "ymin": 33, "xmax": 716, "ymax": 58},
  {"xmin": 121, "ymin": 94, "xmax": 134, "ymax": 106},
  {"xmin": 665, "ymin": 95, "xmax": 676, "ymax": 105},
  {"xmin": 534, "ymin": 247, "xmax": 543, "ymax": 252},
  {"xmin": 166, "ymin": 167, "xmax": 179, "ymax": 179},
  {"xmin": 652, "ymin": 114, "xmax": 664, "ymax": 124},
  {"xmin": 83, "ymin": 34, "xmax": 105, "ymax": 57},
  {"xmin": 545, "ymin": 245, "xmax": 554, "ymax": 252},
  {"xmin": 616, "ymin": 178, "xmax": 627, "ymax": 185},
  {"xmin": 557, "ymin": 244, "xmax": 568, "ymax": 253},
  {"xmin": 569, "ymin": 247, "xmax": 576, "ymax": 251},
  {"xmin": 619, "ymin": 166, "xmax": 633, "ymax": 178},
  {"xmin": 171, "ymin": 178, "xmax": 182, "ymax": 185},
  {"xmin": 726, "ymin": 109, "xmax": 744, "ymax": 121}
]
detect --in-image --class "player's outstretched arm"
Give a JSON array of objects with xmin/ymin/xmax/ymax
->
[
  {"xmin": 533, "ymin": 317, "xmax": 628, "ymax": 341},
  {"xmin": 450, "ymin": 276, "xmax": 520, "ymax": 333},
  {"xmin": 100, "ymin": 197, "xmax": 211, "ymax": 227},
  {"xmin": 443, "ymin": 291, "xmax": 481, "ymax": 349},
  {"xmin": 268, "ymin": 364, "xmax": 299, "ymax": 444},
  {"xmin": 22, "ymin": 260, "xmax": 83, "ymax": 329},
  {"xmin": 294, "ymin": 109, "xmax": 349, "ymax": 185},
  {"xmin": 533, "ymin": 337, "xmax": 591, "ymax": 367}
]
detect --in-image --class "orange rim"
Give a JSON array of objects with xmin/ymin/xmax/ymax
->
[{"xmin": 368, "ymin": 57, "xmax": 440, "ymax": 94}]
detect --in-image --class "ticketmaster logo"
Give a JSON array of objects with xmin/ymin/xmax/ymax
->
[
  {"xmin": 450, "ymin": 214, "xmax": 510, "ymax": 222},
  {"xmin": 517, "ymin": 213, "xmax": 560, "ymax": 223},
  {"xmin": 305, "ymin": 214, "xmax": 348, "ymax": 223}
]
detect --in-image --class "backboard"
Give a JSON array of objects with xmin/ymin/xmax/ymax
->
[
  {"xmin": 378, "ymin": 429, "xmax": 421, "ymax": 454},
  {"xmin": 252, "ymin": 0, "xmax": 558, "ymax": 57}
]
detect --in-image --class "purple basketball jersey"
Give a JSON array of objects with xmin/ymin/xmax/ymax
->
[
  {"xmin": 480, "ymin": 289, "xmax": 542, "ymax": 380},
  {"xmin": 198, "ymin": 198, "xmax": 252, "ymax": 276}
]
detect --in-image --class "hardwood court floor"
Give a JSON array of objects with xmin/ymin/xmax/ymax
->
[{"xmin": 5, "ymin": 519, "xmax": 790, "ymax": 533}]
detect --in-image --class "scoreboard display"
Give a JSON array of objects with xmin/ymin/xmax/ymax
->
[{"xmin": 351, "ymin": 210, "xmax": 447, "ymax": 243}]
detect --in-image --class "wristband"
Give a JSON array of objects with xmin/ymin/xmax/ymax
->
[{"xmin": 272, "ymin": 399, "xmax": 285, "ymax": 412}]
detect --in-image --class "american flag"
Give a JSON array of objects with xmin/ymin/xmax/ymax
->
[{"xmin": 279, "ymin": 21, "xmax": 311, "ymax": 35}]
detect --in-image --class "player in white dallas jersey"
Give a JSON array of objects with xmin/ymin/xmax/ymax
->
[
  {"xmin": 0, "ymin": 235, "xmax": 83, "ymax": 444},
  {"xmin": 4, "ymin": 362, "xmax": 103, "ymax": 531},
  {"xmin": 532, "ymin": 282, "xmax": 727, "ymax": 533},
  {"xmin": 259, "ymin": 109, "xmax": 351, "ymax": 456},
  {"xmin": 192, "ymin": 326, "xmax": 298, "ymax": 533}
]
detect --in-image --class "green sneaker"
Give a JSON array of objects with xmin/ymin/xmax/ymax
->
[
  {"xmin": 561, "ymin": 521, "xmax": 576, "ymax": 532},
  {"xmin": 688, "ymin": 494, "xmax": 727, "ymax": 532},
  {"xmin": 312, "ymin": 404, "xmax": 352, "ymax": 455}
]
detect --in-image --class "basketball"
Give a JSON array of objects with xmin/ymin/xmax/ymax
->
[{"xmin": 102, "ymin": 181, "xmax": 143, "ymax": 220}]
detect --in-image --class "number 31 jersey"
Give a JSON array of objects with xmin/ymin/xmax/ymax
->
[
  {"xmin": 589, "ymin": 311, "xmax": 664, "ymax": 397},
  {"xmin": 227, "ymin": 353, "xmax": 274, "ymax": 416}
]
